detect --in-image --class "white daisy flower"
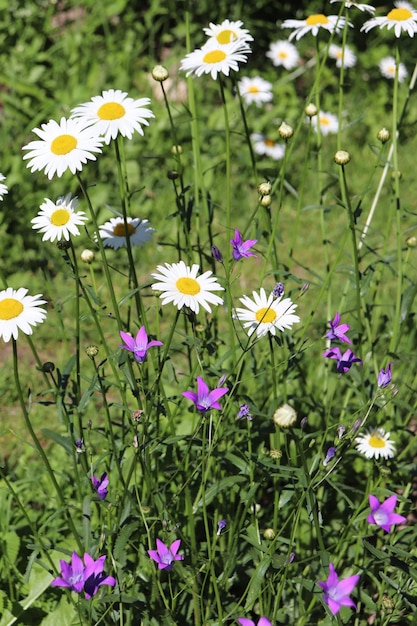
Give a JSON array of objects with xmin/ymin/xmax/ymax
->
[
  {"xmin": 203, "ymin": 19, "xmax": 253, "ymax": 46},
  {"xmin": 71, "ymin": 89, "xmax": 154, "ymax": 145},
  {"xmin": 311, "ymin": 111, "xmax": 339, "ymax": 135},
  {"xmin": 330, "ymin": 0, "xmax": 376, "ymax": 14},
  {"xmin": 0, "ymin": 287, "xmax": 47, "ymax": 342},
  {"xmin": 238, "ymin": 76, "xmax": 273, "ymax": 106},
  {"xmin": 252, "ymin": 133, "xmax": 285, "ymax": 160},
  {"xmin": 0, "ymin": 173, "xmax": 8, "ymax": 201},
  {"xmin": 98, "ymin": 216, "xmax": 154, "ymax": 249},
  {"xmin": 328, "ymin": 43, "xmax": 357, "ymax": 68},
  {"xmin": 180, "ymin": 40, "xmax": 251, "ymax": 80},
  {"xmin": 361, "ymin": 5, "xmax": 417, "ymax": 37},
  {"xmin": 151, "ymin": 260, "xmax": 224, "ymax": 314},
  {"xmin": 31, "ymin": 194, "xmax": 87, "ymax": 242},
  {"xmin": 282, "ymin": 14, "xmax": 349, "ymax": 41},
  {"xmin": 266, "ymin": 40, "xmax": 300, "ymax": 70},
  {"xmin": 22, "ymin": 117, "xmax": 102, "ymax": 179},
  {"xmin": 379, "ymin": 56, "xmax": 408, "ymax": 82},
  {"xmin": 233, "ymin": 288, "xmax": 300, "ymax": 338},
  {"xmin": 355, "ymin": 427, "xmax": 396, "ymax": 460}
]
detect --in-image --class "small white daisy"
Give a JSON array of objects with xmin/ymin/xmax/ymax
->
[
  {"xmin": 379, "ymin": 56, "xmax": 408, "ymax": 82},
  {"xmin": 266, "ymin": 40, "xmax": 300, "ymax": 70},
  {"xmin": 355, "ymin": 427, "xmax": 396, "ymax": 460},
  {"xmin": 22, "ymin": 117, "xmax": 102, "ymax": 179},
  {"xmin": 31, "ymin": 194, "xmax": 87, "ymax": 242},
  {"xmin": 330, "ymin": 0, "xmax": 376, "ymax": 14},
  {"xmin": 180, "ymin": 40, "xmax": 251, "ymax": 80},
  {"xmin": 0, "ymin": 287, "xmax": 47, "ymax": 342},
  {"xmin": 282, "ymin": 14, "xmax": 349, "ymax": 41},
  {"xmin": 233, "ymin": 287, "xmax": 300, "ymax": 338},
  {"xmin": 252, "ymin": 133, "xmax": 285, "ymax": 160},
  {"xmin": 203, "ymin": 19, "xmax": 253, "ymax": 46},
  {"xmin": 361, "ymin": 5, "xmax": 417, "ymax": 37},
  {"xmin": 328, "ymin": 43, "xmax": 357, "ymax": 68},
  {"xmin": 151, "ymin": 260, "xmax": 224, "ymax": 314},
  {"xmin": 0, "ymin": 173, "xmax": 8, "ymax": 201},
  {"xmin": 98, "ymin": 216, "xmax": 154, "ymax": 249},
  {"xmin": 71, "ymin": 89, "xmax": 154, "ymax": 145},
  {"xmin": 238, "ymin": 76, "xmax": 273, "ymax": 106},
  {"xmin": 311, "ymin": 111, "xmax": 339, "ymax": 135}
]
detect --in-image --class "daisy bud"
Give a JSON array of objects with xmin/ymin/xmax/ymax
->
[
  {"xmin": 57, "ymin": 240, "xmax": 71, "ymax": 250},
  {"xmin": 273, "ymin": 403, "xmax": 297, "ymax": 428},
  {"xmin": 171, "ymin": 145, "xmax": 183, "ymax": 155},
  {"xmin": 41, "ymin": 361, "xmax": 55, "ymax": 373},
  {"xmin": 278, "ymin": 122, "xmax": 294, "ymax": 139},
  {"xmin": 258, "ymin": 181, "xmax": 272, "ymax": 196},
  {"xmin": 390, "ymin": 170, "xmax": 402, "ymax": 180},
  {"xmin": 377, "ymin": 128, "xmax": 390, "ymax": 144},
  {"xmin": 81, "ymin": 249, "xmax": 95, "ymax": 264},
  {"xmin": 305, "ymin": 103, "xmax": 318, "ymax": 117},
  {"xmin": 264, "ymin": 528, "xmax": 276, "ymax": 539},
  {"xmin": 167, "ymin": 170, "xmax": 179, "ymax": 180},
  {"xmin": 407, "ymin": 236, "xmax": 417, "ymax": 247},
  {"xmin": 152, "ymin": 64, "xmax": 169, "ymax": 82},
  {"xmin": 261, "ymin": 194, "xmax": 272, "ymax": 207},
  {"xmin": 269, "ymin": 448, "xmax": 282, "ymax": 459},
  {"xmin": 86, "ymin": 345, "xmax": 99, "ymax": 359},
  {"xmin": 334, "ymin": 150, "xmax": 351, "ymax": 166}
]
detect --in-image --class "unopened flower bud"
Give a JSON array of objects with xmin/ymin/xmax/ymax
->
[
  {"xmin": 390, "ymin": 170, "xmax": 402, "ymax": 180},
  {"xmin": 258, "ymin": 181, "xmax": 272, "ymax": 196},
  {"xmin": 152, "ymin": 64, "xmax": 169, "ymax": 82},
  {"xmin": 211, "ymin": 245, "xmax": 223, "ymax": 262},
  {"xmin": 167, "ymin": 170, "xmax": 179, "ymax": 180},
  {"xmin": 171, "ymin": 145, "xmax": 183, "ymax": 155},
  {"xmin": 305, "ymin": 103, "xmax": 318, "ymax": 117},
  {"xmin": 337, "ymin": 424, "xmax": 346, "ymax": 439},
  {"xmin": 269, "ymin": 448, "xmax": 282, "ymax": 459},
  {"xmin": 81, "ymin": 249, "xmax": 95, "ymax": 264},
  {"xmin": 273, "ymin": 403, "xmax": 297, "ymax": 428},
  {"xmin": 407, "ymin": 236, "xmax": 417, "ymax": 247},
  {"xmin": 273, "ymin": 282, "xmax": 284, "ymax": 298},
  {"xmin": 217, "ymin": 519, "xmax": 227, "ymax": 535},
  {"xmin": 57, "ymin": 240, "xmax": 71, "ymax": 250},
  {"xmin": 264, "ymin": 528, "xmax": 276, "ymax": 539},
  {"xmin": 86, "ymin": 345, "xmax": 99, "ymax": 359},
  {"xmin": 334, "ymin": 150, "xmax": 351, "ymax": 165},
  {"xmin": 377, "ymin": 128, "xmax": 390, "ymax": 144},
  {"xmin": 278, "ymin": 122, "xmax": 294, "ymax": 139},
  {"xmin": 261, "ymin": 194, "xmax": 272, "ymax": 207}
]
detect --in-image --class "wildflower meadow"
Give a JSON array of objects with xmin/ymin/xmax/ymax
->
[{"xmin": 2, "ymin": 1, "xmax": 417, "ymax": 624}]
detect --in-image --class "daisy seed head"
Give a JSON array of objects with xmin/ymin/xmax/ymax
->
[
  {"xmin": 152, "ymin": 64, "xmax": 169, "ymax": 82},
  {"xmin": 334, "ymin": 150, "xmax": 351, "ymax": 165}
]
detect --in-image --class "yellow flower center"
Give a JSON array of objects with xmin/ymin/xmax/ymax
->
[
  {"xmin": 176, "ymin": 277, "xmax": 201, "ymax": 295},
  {"xmin": 278, "ymin": 51, "xmax": 288, "ymax": 59},
  {"xmin": 255, "ymin": 307, "xmax": 277, "ymax": 323},
  {"xmin": 369, "ymin": 434, "xmax": 386, "ymax": 448},
  {"xmin": 306, "ymin": 14, "xmax": 329, "ymax": 26},
  {"xmin": 387, "ymin": 8, "xmax": 412, "ymax": 21},
  {"xmin": 203, "ymin": 49, "xmax": 227, "ymax": 64},
  {"xmin": 113, "ymin": 222, "xmax": 136, "ymax": 237},
  {"xmin": 97, "ymin": 102, "xmax": 126, "ymax": 121},
  {"xmin": 216, "ymin": 29, "xmax": 237, "ymax": 44},
  {"xmin": 336, "ymin": 50, "xmax": 343, "ymax": 59},
  {"xmin": 0, "ymin": 298, "xmax": 24, "ymax": 320},
  {"xmin": 51, "ymin": 134, "xmax": 77, "ymax": 155},
  {"xmin": 264, "ymin": 139, "xmax": 275, "ymax": 147},
  {"xmin": 51, "ymin": 209, "xmax": 70, "ymax": 226},
  {"xmin": 320, "ymin": 116, "xmax": 330, "ymax": 126},
  {"xmin": 248, "ymin": 86, "xmax": 260, "ymax": 93}
]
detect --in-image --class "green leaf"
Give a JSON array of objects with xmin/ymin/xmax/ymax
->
[
  {"xmin": 244, "ymin": 554, "xmax": 271, "ymax": 611},
  {"xmin": 41, "ymin": 429, "xmax": 73, "ymax": 455},
  {"xmin": 40, "ymin": 596, "xmax": 77, "ymax": 626},
  {"xmin": 193, "ymin": 475, "xmax": 247, "ymax": 511},
  {"xmin": 114, "ymin": 522, "xmax": 140, "ymax": 567}
]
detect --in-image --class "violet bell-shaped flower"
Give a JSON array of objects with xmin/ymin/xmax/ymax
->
[
  {"xmin": 367, "ymin": 494, "xmax": 406, "ymax": 532},
  {"xmin": 230, "ymin": 229, "xmax": 257, "ymax": 261},
  {"xmin": 377, "ymin": 362, "xmax": 393, "ymax": 388},
  {"xmin": 119, "ymin": 326, "xmax": 163, "ymax": 363},
  {"xmin": 325, "ymin": 312, "xmax": 352, "ymax": 344},
  {"xmin": 322, "ymin": 347, "xmax": 362, "ymax": 373},
  {"xmin": 148, "ymin": 538, "xmax": 183, "ymax": 570},
  {"xmin": 317, "ymin": 563, "xmax": 359, "ymax": 615},
  {"xmin": 182, "ymin": 376, "xmax": 228, "ymax": 412},
  {"xmin": 91, "ymin": 472, "xmax": 108, "ymax": 500},
  {"xmin": 51, "ymin": 551, "xmax": 116, "ymax": 598}
]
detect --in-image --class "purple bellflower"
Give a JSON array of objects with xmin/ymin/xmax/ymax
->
[
  {"xmin": 317, "ymin": 563, "xmax": 359, "ymax": 615},
  {"xmin": 230, "ymin": 229, "xmax": 257, "ymax": 261},
  {"xmin": 91, "ymin": 472, "xmax": 108, "ymax": 500},
  {"xmin": 148, "ymin": 538, "xmax": 184, "ymax": 570},
  {"xmin": 237, "ymin": 403, "xmax": 252, "ymax": 421},
  {"xmin": 325, "ymin": 312, "xmax": 352, "ymax": 344},
  {"xmin": 119, "ymin": 326, "xmax": 163, "ymax": 363},
  {"xmin": 182, "ymin": 376, "xmax": 228, "ymax": 412},
  {"xmin": 237, "ymin": 618, "xmax": 272, "ymax": 626},
  {"xmin": 322, "ymin": 347, "xmax": 362, "ymax": 373},
  {"xmin": 377, "ymin": 362, "xmax": 393, "ymax": 388},
  {"xmin": 367, "ymin": 494, "xmax": 406, "ymax": 533},
  {"xmin": 51, "ymin": 551, "xmax": 116, "ymax": 599}
]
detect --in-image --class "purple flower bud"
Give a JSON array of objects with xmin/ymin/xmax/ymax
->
[
  {"xmin": 378, "ymin": 362, "xmax": 393, "ymax": 388},
  {"xmin": 217, "ymin": 519, "xmax": 227, "ymax": 535},
  {"xmin": 337, "ymin": 424, "xmax": 346, "ymax": 439},
  {"xmin": 323, "ymin": 446, "xmax": 336, "ymax": 466},
  {"xmin": 211, "ymin": 245, "xmax": 223, "ymax": 262},
  {"xmin": 237, "ymin": 403, "xmax": 252, "ymax": 420},
  {"xmin": 273, "ymin": 282, "xmax": 285, "ymax": 298}
]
